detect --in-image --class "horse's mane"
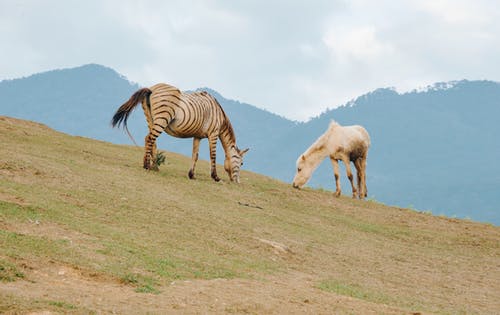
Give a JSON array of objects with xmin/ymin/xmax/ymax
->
[
  {"xmin": 298, "ymin": 120, "xmax": 345, "ymax": 167},
  {"xmin": 328, "ymin": 120, "xmax": 341, "ymax": 129},
  {"xmin": 305, "ymin": 121, "xmax": 340, "ymax": 154}
]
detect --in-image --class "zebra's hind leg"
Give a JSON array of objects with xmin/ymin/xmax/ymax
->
[
  {"xmin": 150, "ymin": 141, "xmax": 159, "ymax": 171},
  {"xmin": 188, "ymin": 138, "xmax": 201, "ymax": 179},
  {"xmin": 144, "ymin": 133, "xmax": 159, "ymax": 170},
  {"xmin": 144, "ymin": 115, "xmax": 167, "ymax": 170}
]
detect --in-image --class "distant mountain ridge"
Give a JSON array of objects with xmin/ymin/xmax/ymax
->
[
  {"xmin": 1, "ymin": 64, "xmax": 498, "ymax": 224},
  {"xmin": 290, "ymin": 80, "xmax": 500, "ymax": 224}
]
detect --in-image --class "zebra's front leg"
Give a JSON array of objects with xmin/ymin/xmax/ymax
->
[
  {"xmin": 208, "ymin": 134, "xmax": 220, "ymax": 182},
  {"xmin": 188, "ymin": 138, "xmax": 201, "ymax": 179}
]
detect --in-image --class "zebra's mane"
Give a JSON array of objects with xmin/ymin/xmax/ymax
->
[{"xmin": 215, "ymin": 98, "xmax": 236, "ymax": 142}]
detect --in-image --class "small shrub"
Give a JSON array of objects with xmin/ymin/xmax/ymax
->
[{"xmin": 155, "ymin": 151, "xmax": 166, "ymax": 168}]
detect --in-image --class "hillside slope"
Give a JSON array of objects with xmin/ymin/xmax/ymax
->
[
  {"xmin": 1, "ymin": 116, "xmax": 499, "ymax": 314},
  {"xmin": 2, "ymin": 65, "xmax": 499, "ymax": 225}
]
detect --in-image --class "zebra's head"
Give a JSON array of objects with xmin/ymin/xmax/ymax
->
[{"xmin": 224, "ymin": 145, "xmax": 249, "ymax": 183}]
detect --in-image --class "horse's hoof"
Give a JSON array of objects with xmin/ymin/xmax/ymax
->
[
  {"xmin": 334, "ymin": 191, "xmax": 341, "ymax": 197},
  {"xmin": 188, "ymin": 170, "xmax": 195, "ymax": 179}
]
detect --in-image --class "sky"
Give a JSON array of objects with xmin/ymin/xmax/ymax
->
[{"xmin": 1, "ymin": 0, "xmax": 499, "ymax": 121}]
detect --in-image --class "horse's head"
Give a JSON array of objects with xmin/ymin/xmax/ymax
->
[
  {"xmin": 224, "ymin": 145, "xmax": 249, "ymax": 183},
  {"xmin": 292, "ymin": 154, "xmax": 313, "ymax": 189}
]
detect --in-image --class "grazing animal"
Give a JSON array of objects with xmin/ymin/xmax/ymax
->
[
  {"xmin": 111, "ymin": 83, "xmax": 249, "ymax": 183},
  {"xmin": 292, "ymin": 121, "xmax": 370, "ymax": 199}
]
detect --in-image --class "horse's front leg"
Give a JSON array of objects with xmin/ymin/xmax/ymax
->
[
  {"xmin": 208, "ymin": 134, "xmax": 220, "ymax": 182},
  {"xmin": 330, "ymin": 157, "xmax": 342, "ymax": 197},
  {"xmin": 188, "ymin": 138, "xmax": 201, "ymax": 179}
]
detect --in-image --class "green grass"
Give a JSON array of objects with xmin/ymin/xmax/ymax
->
[
  {"xmin": 121, "ymin": 273, "xmax": 161, "ymax": 294},
  {"xmin": 0, "ymin": 258, "xmax": 25, "ymax": 282},
  {"xmin": 0, "ymin": 294, "xmax": 90, "ymax": 314},
  {"xmin": 317, "ymin": 279, "xmax": 433, "ymax": 312},
  {"xmin": 48, "ymin": 300, "xmax": 77, "ymax": 309},
  {"xmin": 317, "ymin": 279, "xmax": 393, "ymax": 305}
]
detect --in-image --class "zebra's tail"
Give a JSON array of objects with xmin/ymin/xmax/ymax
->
[
  {"xmin": 111, "ymin": 88, "xmax": 152, "ymax": 128},
  {"xmin": 111, "ymin": 88, "xmax": 152, "ymax": 145}
]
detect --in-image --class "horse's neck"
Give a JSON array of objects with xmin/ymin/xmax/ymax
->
[{"xmin": 304, "ymin": 141, "xmax": 329, "ymax": 168}]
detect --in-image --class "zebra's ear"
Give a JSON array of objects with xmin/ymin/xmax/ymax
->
[
  {"xmin": 301, "ymin": 155, "xmax": 306, "ymax": 161},
  {"xmin": 240, "ymin": 148, "xmax": 249, "ymax": 156}
]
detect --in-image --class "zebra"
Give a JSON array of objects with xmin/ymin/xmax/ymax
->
[{"xmin": 111, "ymin": 83, "xmax": 249, "ymax": 183}]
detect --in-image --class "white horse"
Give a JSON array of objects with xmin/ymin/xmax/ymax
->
[{"xmin": 292, "ymin": 121, "xmax": 370, "ymax": 199}]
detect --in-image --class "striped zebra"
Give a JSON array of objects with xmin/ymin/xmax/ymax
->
[{"xmin": 112, "ymin": 83, "xmax": 249, "ymax": 183}]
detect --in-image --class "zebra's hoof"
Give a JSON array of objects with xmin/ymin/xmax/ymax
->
[{"xmin": 188, "ymin": 170, "xmax": 195, "ymax": 179}]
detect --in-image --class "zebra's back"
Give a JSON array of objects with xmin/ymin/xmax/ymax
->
[{"xmin": 149, "ymin": 83, "xmax": 225, "ymax": 139}]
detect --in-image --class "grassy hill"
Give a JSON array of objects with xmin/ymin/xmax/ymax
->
[
  {"xmin": 3, "ymin": 64, "xmax": 499, "ymax": 224},
  {"xmin": 0, "ymin": 116, "xmax": 499, "ymax": 314}
]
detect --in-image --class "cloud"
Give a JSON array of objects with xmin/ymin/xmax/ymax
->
[
  {"xmin": 1, "ymin": 0, "xmax": 499, "ymax": 121},
  {"xmin": 323, "ymin": 26, "xmax": 393, "ymax": 62}
]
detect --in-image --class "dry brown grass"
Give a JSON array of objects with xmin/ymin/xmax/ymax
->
[{"xmin": 0, "ymin": 116, "xmax": 499, "ymax": 314}]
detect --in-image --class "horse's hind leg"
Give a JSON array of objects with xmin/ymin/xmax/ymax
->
[
  {"xmin": 354, "ymin": 158, "xmax": 364, "ymax": 199},
  {"xmin": 188, "ymin": 138, "xmax": 201, "ymax": 179},
  {"xmin": 342, "ymin": 157, "xmax": 358, "ymax": 198},
  {"xmin": 361, "ymin": 156, "xmax": 368, "ymax": 198}
]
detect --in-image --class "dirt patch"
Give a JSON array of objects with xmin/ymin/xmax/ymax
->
[
  {"xmin": 0, "ymin": 192, "xmax": 31, "ymax": 207},
  {"xmin": 2, "ymin": 261, "xmax": 416, "ymax": 315}
]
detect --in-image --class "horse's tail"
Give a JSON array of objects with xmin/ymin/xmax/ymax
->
[{"xmin": 111, "ymin": 88, "xmax": 152, "ymax": 144}]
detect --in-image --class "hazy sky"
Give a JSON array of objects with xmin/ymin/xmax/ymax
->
[{"xmin": 1, "ymin": 0, "xmax": 499, "ymax": 121}]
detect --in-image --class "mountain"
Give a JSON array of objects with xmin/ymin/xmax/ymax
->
[
  {"xmin": 0, "ymin": 64, "xmax": 140, "ymax": 143},
  {"xmin": 289, "ymin": 81, "xmax": 500, "ymax": 224},
  {"xmin": 1, "ymin": 65, "xmax": 498, "ymax": 224}
]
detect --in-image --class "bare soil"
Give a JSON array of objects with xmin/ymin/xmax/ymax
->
[{"xmin": 2, "ymin": 260, "xmax": 415, "ymax": 315}]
